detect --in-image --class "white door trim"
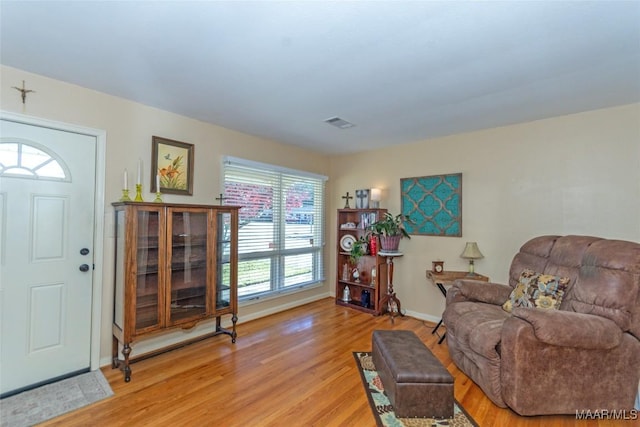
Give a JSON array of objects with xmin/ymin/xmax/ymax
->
[{"xmin": 1, "ymin": 110, "xmax": 106, "ymax": 372}]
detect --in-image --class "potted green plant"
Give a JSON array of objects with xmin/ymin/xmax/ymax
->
[
  {"xmin": 349, "ymin": 236, "xmax": 369, "ymax": 264},
  {"xmin": 369, "ymin": 212, "xmax": 413, "ymax": 252}
]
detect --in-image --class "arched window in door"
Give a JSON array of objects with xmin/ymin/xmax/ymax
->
[{"xmin": 0, "ymin": 140, "xmax": 70, "ymax": 181}]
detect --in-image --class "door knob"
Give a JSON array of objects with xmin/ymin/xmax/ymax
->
[
  {"xmin": 79, "ymin": 264, "xmax": 90, "ymax": 272},
  {"xmin": 80, "ymin": 248, "xmax": 90, "ymax": 255}
]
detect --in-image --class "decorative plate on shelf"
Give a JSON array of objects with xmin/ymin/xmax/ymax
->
[{"xmin": 340, "ymin": 234, "xmax": 357, "ymax": 252}]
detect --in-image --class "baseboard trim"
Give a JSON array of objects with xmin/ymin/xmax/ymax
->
[
  {"xmin": 403, "ymin": 309, "xmax": 441, "ymax": 325},
  {"xmin": 238, "ymin": 293, "xmax": 331, "ymax": 324}
]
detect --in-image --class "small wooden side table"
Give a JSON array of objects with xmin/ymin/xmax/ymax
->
[{"xmin": 425, "ymin": 270, "xmax": 489, "ymax": 344}]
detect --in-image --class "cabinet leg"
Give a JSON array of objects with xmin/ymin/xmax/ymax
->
[
  {"xmin": 214, "ymin": 314, "xmax": 238, "ymax": 343},
  {"xmin": 122, "ymin": 343, "xmax": 132, "ymax": 382},
  {"xmin": 231, "ymin": 313, "xmax": 238, "ymax": 344}
]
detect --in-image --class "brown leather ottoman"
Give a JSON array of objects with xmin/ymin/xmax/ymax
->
[{"xmin": 372, "ymin": 330, "xmax": 454, "ymax": 418}]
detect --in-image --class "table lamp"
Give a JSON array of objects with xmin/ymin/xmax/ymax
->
[
  {"xmin": 370, "ymin": 188, "xmax": 381, "ymax": 208},
  {"xmin": 460, "ymin": 242, "xmax": 483, "ymax": 276}
]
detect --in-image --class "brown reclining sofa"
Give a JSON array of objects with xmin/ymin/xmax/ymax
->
[{"xmin": 443, "ymin": 235, "xmax": 640, "ymax": 415}]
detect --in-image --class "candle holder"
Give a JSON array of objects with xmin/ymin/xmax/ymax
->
[
  {"xmin": 153, "ymin": 191, "xmax": 163, "ymax": 203},
  {"xmin": 120, "ymin": 189, "xmax": 132, "ymax": 202},
  {"xmin": 134, "ymin": 184, "xmax": 144, "ymax": 202}
]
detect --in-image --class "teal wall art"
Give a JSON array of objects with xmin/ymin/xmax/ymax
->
[{"xmin": 400, "ymin": 173, "xmax": 462, "ymax": 236}]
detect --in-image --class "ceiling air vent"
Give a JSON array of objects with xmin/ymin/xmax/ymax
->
[{"xmin": 324, "ymin": 116, "xmax": 355, "ymax": 129}]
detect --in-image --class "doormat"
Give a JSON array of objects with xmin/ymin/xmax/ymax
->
[
  {"xmin": 354, "ymin": 352, "xmax": 478, "ymax": 427},
  {"xmin": 0, "ymin": 370, "xmax": 113, "ymax": 427}
]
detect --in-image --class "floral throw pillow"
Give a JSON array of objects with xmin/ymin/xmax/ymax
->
[{"xmin": 502, "ymin": 269, "xmax": 570, "ymax": 313}]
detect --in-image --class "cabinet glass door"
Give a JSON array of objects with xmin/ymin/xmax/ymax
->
[
  {"xmin": 113, "ymin": 210, "xmax": 126, "ymax": 330},
  {"xmin": 135, "ymin": 209, "xmax": 162, "ymax": 330},
  {"xmin": 168, "ymin": 209, "xmax": 209, "ymax": 323},
  {"xmin": 216, "ymin": 212, "xmax": 232, "ymax": 310}
]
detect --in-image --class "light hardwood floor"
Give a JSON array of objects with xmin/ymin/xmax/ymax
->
[{"xmin": 42, "ymin": 298, "xmax": 630, "ymax": 426}]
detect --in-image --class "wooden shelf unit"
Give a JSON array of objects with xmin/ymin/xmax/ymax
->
[
  {"xmin": 335, "ymin": 208, "xmax": 387, "ymax": 314},
  {"xmin": 111, "ymin": 201, "xmax": 239, "ymax": 382}
]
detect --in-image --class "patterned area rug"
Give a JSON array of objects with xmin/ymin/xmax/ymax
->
[
  {"xmin": 0, "ymin": 370, "xmax": 113, "ymax": 427},
  {"xmin": 354, "ymin": 352, "xmax": 478, "ymax": 427}
]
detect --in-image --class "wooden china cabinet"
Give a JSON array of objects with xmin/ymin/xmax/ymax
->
[
  {"xmin": 111, "ymin": 201, "xmax": 239, "ymax": 382},
  {"xmin": 335, "ymin": 208, "xmax": 388, "ymax": 314}
]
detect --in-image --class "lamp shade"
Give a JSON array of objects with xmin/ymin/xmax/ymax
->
[
  {"xmin": 370, "ymin": 188, "xmax": 381, "ymax": 202},
  {"xmin": 460, "ymin": 242, "xmax": 483, "ymax": 260},
  {"xmin": 370, "ymin": 188, "xmax": 381, "ymax": 208}
]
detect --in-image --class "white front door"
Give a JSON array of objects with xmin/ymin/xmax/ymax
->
[{"xmin": 0, "ymin": 119, "xmax": 96, "ymax": 396}]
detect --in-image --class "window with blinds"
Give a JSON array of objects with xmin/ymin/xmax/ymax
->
[{"xmin": 223, "ymin": 156, "xmax": 327, "ymax": 301}]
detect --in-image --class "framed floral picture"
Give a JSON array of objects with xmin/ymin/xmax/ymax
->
[{"xmin": 151, "ymin": 136, "xmax": 194, "ymax": 195}]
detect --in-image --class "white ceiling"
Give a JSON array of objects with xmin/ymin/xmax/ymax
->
[{"xmin": 1, "ymin": 1, "xmax": 639, "ymax": 155}]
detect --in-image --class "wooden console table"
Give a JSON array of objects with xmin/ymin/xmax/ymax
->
[{"xmin": 425, "ymin": 270, "xmax": 489, "ymax": 344}]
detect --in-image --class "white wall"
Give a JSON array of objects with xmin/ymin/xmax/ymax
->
[{"xmin": 329, "ymin": 103, "xmax": 640, "ymax": 323}]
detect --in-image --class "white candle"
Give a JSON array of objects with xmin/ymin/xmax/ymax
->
[
  {"xmin": 156, "ymin": 174, "xmax": 160, "ymax": 192},
  {"xmin": 137, "ymin": 159, "xmax": 142, "ymax": 185},
  {"xmin": 123, "ymin": 169, "xmax": 128, "ymax": 189}
]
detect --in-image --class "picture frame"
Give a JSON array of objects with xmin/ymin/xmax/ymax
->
[
  {"xmin": 151, "ymin": 136, "xmax": 194, "ymax": 195},
  {"xmin": 355, "ymin": 189, "xmax": 370, "ymax": 209},
  {"xmin": 400, "ymin": 173, "xmax": 462, "ymax": 237}
]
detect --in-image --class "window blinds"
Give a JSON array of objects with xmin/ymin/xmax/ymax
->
[{"xmin": 223, "ymin": 156, "xmax": 327, "ymax": 300}]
